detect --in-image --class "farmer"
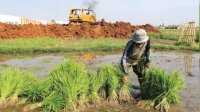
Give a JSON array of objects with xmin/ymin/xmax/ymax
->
[{"xmin": 120, "ymin": 29, "xmax": 150, "ymax": 87}]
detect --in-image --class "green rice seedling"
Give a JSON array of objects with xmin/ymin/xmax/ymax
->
[
  {"xmin": 23, "ymin": 79, "xmax": 51, "ymax": 103},
  {"xmin": 42, "ymin": 92, "xmax": 66, "ymax": 112},
  {"xmin": 0, "ymin": 68, "xmax": 20, "ymax": 106},
  {"xmin": 50, "ymin": 61, "xmax": 89, "ymax": 111},
  {"xmin": 119, "ymin": 82, "xmax": 133, "ymax": 103},
  {"xmin": 142, "ymin": 67, "xmax": 185, "ymax": 112},
  {"xmin": 113, "ymin": 64, "xmax": 124, "ymax": 78},
  {"xmin": 88, "ymin": 71, "xmax": 105, "ymax": 105},
  {"xmin": 107, "ymin": 74, "xmax": 119, "ymax": 103},
  {"xmin": 76, "ymin": 75, "xmax": 90, "ymax": 110},
  {"xmin": 99, "ymin": 88, "xmax": 107, "ymax": 100},
  {"xmin": 23, "ymin": 91, "xmax": 66, "ymax": 112},
  {"xmin": 137, "ymin": 55, "xmax": 147, "ymax": 76},
  {"xmin": 97, "ymin": 65, "xmax": 109, "ymax": 99},
  {"xmin": 98, "ymin": 64, "xmax": 120, "ymax": 103},
  {"xmin": 105, "ymin": 64, "xmax": 133, "ymax": 103},
  {"xmin": 112, "ymin": 64, "xmax": 133, "ymax": 103},
  {"xmin": 10, "ymin": 71, "xmax": 35, "ymax": 102},
  {"xmin": 0, "ymin": 64, "xmax": 10, "ymax": 68}
]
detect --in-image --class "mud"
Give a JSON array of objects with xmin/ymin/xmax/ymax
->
[
  {"xmin": 1, "ymin": 106, "xmax": 42, "ymax": 112},
  {"xmin": 0, "ymin": 21, "xmax": 159, "ymax": 39},
  {"xmin": 0, "ymin": 51, "xmax": 199, "ymax": 112},
  {"xmin": 1, "ymin": 102, "xmax": 150, "ymax": 112}
]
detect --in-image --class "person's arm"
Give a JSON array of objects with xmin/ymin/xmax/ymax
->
[
  {"xmin": 120, "ymin": 40, "xmax": 134, "ymax": 74},
  {"xmin": 144, "ymin": 39, "xmax": 151, "ymax": 66}
]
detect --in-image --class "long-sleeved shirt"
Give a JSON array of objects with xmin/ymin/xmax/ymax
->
[{"xmin": 120, "ymin": 39, "xmax": 150, "ymax": 74}]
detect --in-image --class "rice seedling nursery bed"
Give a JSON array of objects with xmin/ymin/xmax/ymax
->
[{"xmin": 0, "ymin": 60, "xmax": 185, "ymax": 112}]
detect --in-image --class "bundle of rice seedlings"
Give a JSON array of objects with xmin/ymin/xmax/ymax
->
[
  {"xmin": 114, "ymin": 64, "xmax": 133, "ymax": 103},
  {"xmin": 107, "ymin": 73, "xmax": 119, "ymax": 103},
  {"xmin": 0, "ymin": 68, "xmax": 20, "ymax": 106},
  {"xmin": 23, "ymin": 79, "xmax": 51, "ymax": 103},
  {"xmin": 119, "ymin": 81, "xmax": 133, "ymax": 103},
  {"xmin": 136, "ymin": 56, "xmax": 147, "ymax": 79},
  {"xmin": 10, "ymin": 71, "xmax": 35, "ymax": 103},
  {"xmin": 23, "ymin": 91, "xmax": 66, "ymax": 112},
  {"xmin": 98, "ymin": 64, "xmax": 120, "ymax": 103},
  {"xmin": 141, "ymin": 67, "xmax": 185, "ymax": 112},
  {"xmin": 50, "ymin": 61, "xmax": 89, "ymax": 111},
  {"xmin": 97, "ymin": 65, "xmax": 108, "ymax": 99},
  {"xmin": 88, "ymin": 71, "xmax": 105, "ymax": 105}
]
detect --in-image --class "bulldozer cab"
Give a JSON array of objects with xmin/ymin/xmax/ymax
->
[{"xmin": 69, "ymin": 8, "xmax": 96, "ymax": 23}]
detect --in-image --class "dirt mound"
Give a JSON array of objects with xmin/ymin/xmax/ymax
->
[{"xmin": 0, "ymin": 21, "xmax": 160, "ymax": 39}]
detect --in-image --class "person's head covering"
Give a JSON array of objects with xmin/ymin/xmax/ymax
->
[{"xmin": 132, "ymin": 29, "xmax": 149, "ymax": 43}]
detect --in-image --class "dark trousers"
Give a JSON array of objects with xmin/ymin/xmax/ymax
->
[{"xmin": 132, "ymin": 63, "xmax": 146, "ymax": 87}]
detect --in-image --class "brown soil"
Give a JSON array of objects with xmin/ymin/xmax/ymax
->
[{"xmin": 0, "ymin": 20, "xmax": 160, "ymax": 39}]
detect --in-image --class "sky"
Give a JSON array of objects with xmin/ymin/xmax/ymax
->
[{"xmin": 0, "ymin": 0, "xmax": 199, "ymax": 26}]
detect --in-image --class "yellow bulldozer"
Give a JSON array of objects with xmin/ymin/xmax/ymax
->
[{"xmin": 68, "ymin": 8, "xmax": 99, "ymax": 25}]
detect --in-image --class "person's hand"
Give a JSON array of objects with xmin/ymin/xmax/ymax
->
[
  {"xmin": 122, "ymin": 74, "xmax": 128, "ymax": 83},
  {"xmin": 145, "ymin": 62, "xmax": 150, "ymax": 68}
]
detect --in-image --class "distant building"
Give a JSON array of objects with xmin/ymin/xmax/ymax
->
[
  {"xmin": 0, "ymin": 14, "xmax": 20, "ymax": 24},
  {"xmin": 0, "ymin": 14, "xmax": 68, "ymax": 25},
  {"xmin": 54, "ymin": 21, "xmax": 69, "ymax": 24},
  {"xmin": 0, "ymin": 14, "xmax": 47, "ymax": 25}
]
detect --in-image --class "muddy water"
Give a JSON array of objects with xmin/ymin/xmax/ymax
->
[
  {"xmin": 0, "ymin": 50, "xmax": 199, "ymax": 112},
  {"xmin": 0, "ymin": 54, "xmax": 66, "ymax": 79}
]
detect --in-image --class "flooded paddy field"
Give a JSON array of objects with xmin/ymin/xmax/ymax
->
[{"xmin": 0, "ymin": 50, "xmax": 199, "ymax": 112}]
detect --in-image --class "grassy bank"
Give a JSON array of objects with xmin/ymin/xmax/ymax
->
[
  {"xmin": 0, "ymin": 38, "xmax": 126, "ymax": 53},
  {"xmin": 150, "ymin": 29, "xmax": 199, "ymax": 51},
  {"xmin": 0, "ymin": 37, "xmax": 199, "ymax": 53},
  {"xmin": 151, "ymin": 43, "xmax": 199, "ymax": 51},
  {"xmin": 149, "ymin": 29, "xmax": 180, "ymax": 41},
  {"xmin": 149, "ymin": 29, "xmax": 199, "ymax": 41}
]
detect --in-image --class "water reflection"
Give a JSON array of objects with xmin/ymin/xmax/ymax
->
[
  {"xmin": 183, "ymin": 53, "xmax": 193, "ymax": 76},
  {"xmin": 199, "ymin": 58, "xmax": 200, "ymax": 73}
]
